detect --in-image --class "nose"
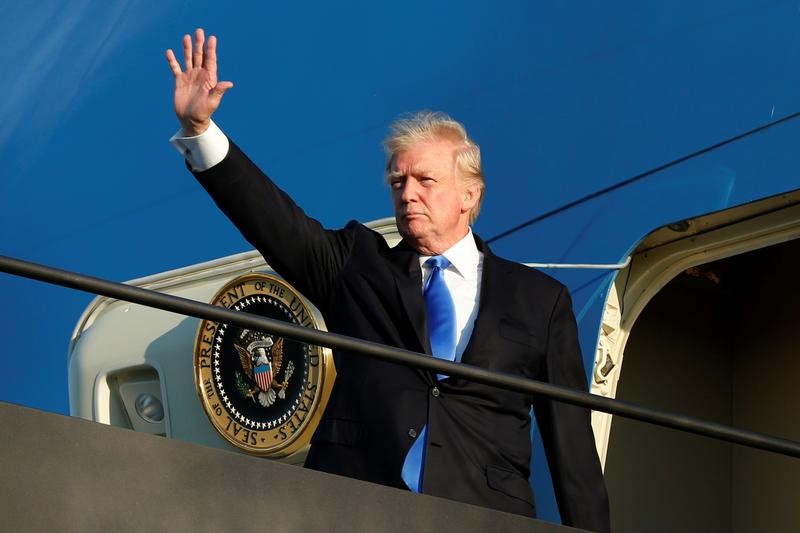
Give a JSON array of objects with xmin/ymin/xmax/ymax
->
[{"xmin": 399, "ymin": 179, "xmax": 419, "ymax": 203}]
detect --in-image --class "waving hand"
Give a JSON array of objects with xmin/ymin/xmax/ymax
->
[{"xmin": 166, "ymin": 28, "xmax": 233, "ymax": 136}]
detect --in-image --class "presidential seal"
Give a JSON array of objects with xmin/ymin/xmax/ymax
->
[{"xmin": 194, "ymin": 273, "xmax": 335, "ymax": 457}]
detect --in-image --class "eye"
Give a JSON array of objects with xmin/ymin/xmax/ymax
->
[{"xmin": 390, "ymin": 176, "xmax": 405, "ymax": 189}]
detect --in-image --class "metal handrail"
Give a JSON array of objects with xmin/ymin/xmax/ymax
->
[{"xmin": 2, "ymin": 253, "xmax": 799, "ymax": 458}]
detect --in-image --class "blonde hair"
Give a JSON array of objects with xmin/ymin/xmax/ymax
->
[{"xmin": 383, "ymin": 111, "xmax": 485, "ymax": 224}]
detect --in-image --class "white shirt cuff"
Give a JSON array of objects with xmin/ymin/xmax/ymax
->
[{"xmin": 169, "ymin": 119, "xmax": 229, "ymax": 171}]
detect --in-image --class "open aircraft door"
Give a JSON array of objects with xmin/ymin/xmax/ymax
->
[{"xmin": 590, "ymin": 189, "xmax": 800, "ymax": 531}]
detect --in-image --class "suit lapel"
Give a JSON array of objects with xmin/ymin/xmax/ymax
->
[
  {"xmin": 385, "ymin": 240, "xmax": 430, "ymax": 355},
  {"xmin": 460, "ymin": 235, "xmax": 507, "ymax": 363}
]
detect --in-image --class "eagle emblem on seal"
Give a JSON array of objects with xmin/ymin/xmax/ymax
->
[{"xmin": 234, "ymin": 330, "xmax": 295, "ymax": 407}]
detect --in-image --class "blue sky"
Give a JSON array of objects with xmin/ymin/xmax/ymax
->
[{"xmin": 1, "ymin": 0, "xmax": 799, "ymax": 520}]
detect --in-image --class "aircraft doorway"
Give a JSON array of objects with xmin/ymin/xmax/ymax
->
[{"xmin": 603, "ymin": 236, "xmax": 800, "ymax": 532}]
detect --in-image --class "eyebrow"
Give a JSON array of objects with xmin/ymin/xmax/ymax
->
[
  {"xmin": 388, "ymin": 164, "xmax": 435, "ymax": 179},
  {"xmin": 386, "ymin": 169, "xmax": 405, "ymax": 180}
]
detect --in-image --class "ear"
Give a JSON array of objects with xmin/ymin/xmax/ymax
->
[{"xmin": 459, "ymin": 182, "xmax": 480, "ymax": 214}]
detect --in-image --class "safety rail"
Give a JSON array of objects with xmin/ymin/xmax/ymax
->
[{"xmin": 2, "ymin": 253, "xmax": 799, "ymax": 459}]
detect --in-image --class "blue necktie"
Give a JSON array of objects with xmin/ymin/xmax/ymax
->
[{"xmin": 401, "ymin": 255, "xmax": 456, "ymax": 493}]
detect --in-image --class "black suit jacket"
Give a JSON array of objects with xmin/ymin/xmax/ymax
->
[{"xmin": 194, "ymin": 140, "xmax": 610, "ymax": 532}]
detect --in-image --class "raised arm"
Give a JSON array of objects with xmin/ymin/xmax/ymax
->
[{"xmin": 165, "ymin": 28, "xmax": 233, "ymax": 135}]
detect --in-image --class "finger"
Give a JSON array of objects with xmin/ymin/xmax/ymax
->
[
  {"xmin": 214, "ymin": 81, "xmax": 234, "ymax": 93},
  {"xmin": 182, "ymin": 33, "xmax": 192, "ymax": 69},
  {"xmin": 211, "ymin": 81, "xmax": 234, "ymax": 98},
  {"xmin": 204, "ymin": 35, "xmax": 218, "ymax": 74},
  {"xmin": 193, "ymin": 28, "xmax": 205, "ymax": 71},
  {"xmin": 209, "ymin": 81, "xmax": 234, "ymax": 106},
  {"xmin": 165, "ymin": 49, "xmax": 182, "ymax": 77}
]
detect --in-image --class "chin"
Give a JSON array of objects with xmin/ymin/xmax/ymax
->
[
  {"xmin": 400, "ymin": 220, "xmax": 425, "ymax": 240},
  {"xmin": 397, "ymin": 223, "xmax": 426, "ymax": 251}
]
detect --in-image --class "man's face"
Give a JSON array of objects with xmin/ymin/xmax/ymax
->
[{"xmin": 389, "ymin": 139, "xmax": 478, "ymax": 255}]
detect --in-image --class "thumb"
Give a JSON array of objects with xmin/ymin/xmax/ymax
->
[{"xmin": 209, "ymin": 81, "xmax": 234, "ymax": 103}]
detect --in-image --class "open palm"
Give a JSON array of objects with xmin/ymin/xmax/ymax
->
[{"xmin": 166, "ymin": 28, "xmax": 233, "ymax": 135}]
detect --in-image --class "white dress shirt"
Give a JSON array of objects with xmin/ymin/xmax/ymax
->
[{"xmin": 170, "ymin": 120, "xmax": 229, "ymax": 171}]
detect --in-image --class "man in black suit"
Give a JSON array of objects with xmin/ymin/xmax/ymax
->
[{"xmin": 167, "ymin": 29, "xmax": 610, "ymax": 532}]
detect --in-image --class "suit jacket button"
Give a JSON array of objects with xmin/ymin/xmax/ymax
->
[
  {"xmin": 408, "ymin": 428, "xmax": 417, "ymax": 438},
  {"xmin": 431, "ymin": 387, "xmax": 440, "ymax": 398}
]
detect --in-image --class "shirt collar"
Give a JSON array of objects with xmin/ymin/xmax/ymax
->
[{"xmin": 419, "ymin": 229, "xmax": 480, "ymax": 279}]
